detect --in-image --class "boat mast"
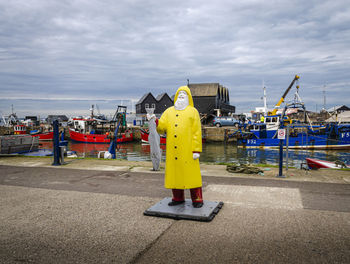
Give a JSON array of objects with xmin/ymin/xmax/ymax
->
[
  {"xmin": 263, "ymin": 81, "xmax": 267, "ymax": 115},
  {"xmin": 90, "ymin": 105, "xmax": 94, "ymax": 119}
]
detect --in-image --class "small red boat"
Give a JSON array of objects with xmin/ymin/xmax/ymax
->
[
  {"xmin": 141, "ymin": 129, "xmax": 166, "ymax": 144},
  {"xmin": 306, "ymin": 158, "xmax": 349, "ymax": 170},
  {"xmin": 69, "ymin": 129, "xmax": 133, "ymax": 143},
  {"xmin": 31, "ymin": 132, "xmax": 54, "ymax": 140},
  {"xmin": 68, "ymin": 105, "xmax": 133, "ymax": 144},
  {"xmin": 16, "ymin": 124, "xmax": 53, "ymax": 141}
]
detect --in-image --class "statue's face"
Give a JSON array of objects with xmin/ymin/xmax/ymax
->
[
  {"xmin": 175, "ymin": 91, "xmax": 189, "ymax": 110},
  {"xmin": 177, "ymin": 91, "xmax": 188, "ymax": 102}
]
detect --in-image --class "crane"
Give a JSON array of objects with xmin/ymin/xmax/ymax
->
[{"xmin": 269, "ymin": 75, "xmax": 300, "ymax": 116}]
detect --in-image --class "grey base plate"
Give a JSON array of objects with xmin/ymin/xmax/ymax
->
[{"xmin": 144, "ymin": 197, "xmax": 224, "ymax": 222}]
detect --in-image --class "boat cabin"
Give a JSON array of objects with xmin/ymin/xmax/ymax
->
[
  {"xmin": 72, "ymin": 119, "xmax": 104, "ymax": 134},
  {"xmin": 264, "ymin": 115, "xmax": 280, "ymax": 130},
  {"xmin": 14, "ymin": 125, "xmax": 27, "ymax": 135},
  {"xmin": 249, "ymin": 115, "xmax": 282, "ymax": 139},
  {"xmin": 72, "ymin": 119, "xmax": 87, "ymax": 133},
  {"xmin": 71, "ymin": 118, "xmax": 112, "ymax": 135}
]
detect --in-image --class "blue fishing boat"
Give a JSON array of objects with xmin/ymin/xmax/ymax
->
[
  {"xmin": 238, "ymin": 123, "xmax": 350, "ymax": 149},
  {"xmin": 237, "ymin": 104, "xmax": 350, "ymax": 149}
]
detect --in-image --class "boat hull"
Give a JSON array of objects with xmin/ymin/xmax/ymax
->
[
  {"xmin": 240, "ymin": 138, "xmax": 350, "ymax": 149},
  {"xmin": 69, "ymin": 129, "xmax": 133, "ymax": 144},
  {"xmin": 238, "ymin": 128, "xmax": 350, "ymax": 150},
  {"xmin": 31, "ymin": 132, "xmax": 54, "ymax": 140},
  {"xmin": 306, "ymin": 158, "xmax": 349, "ymax": 169}
]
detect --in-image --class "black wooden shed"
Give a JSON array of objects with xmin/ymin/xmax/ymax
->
[
  {"xmin": 155, "ymin": 93, "xmax": 173, "ymax": 113},
  {"xmin": 136, "ymin": 92, "xmax": 173, "ymax": 114},
  {"xmin": 188, "ymin": 83, "xmax": 235, "ymax": 116}
]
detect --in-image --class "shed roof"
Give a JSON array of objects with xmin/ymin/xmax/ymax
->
[
  {"xmin": 327, "ymin": 105, "xmax": 350, "ymax": 112},
  {"xmin": 188, "ymin": 83, "xmax": 221, "ymax": 97},
  {"xmin": 155, "ymin": 93, "xmax": 171, "ymax": 101},
  {"xmin": 47, "ymin": 115, "xmax": 68, "ymax": 121},
  {"xmin": 136, "ymin": 92, "xmax": 154, "ymax": 105}
]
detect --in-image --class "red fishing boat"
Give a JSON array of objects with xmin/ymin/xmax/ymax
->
[
  {"xmin": 306, "ymin": 158, "xmax": 349, "ymax": 170},
  {"xmin": 69, "ymin": 105, "xmax": 133, "ymax": 144},
  {"xmin": 69, "ymin": 128, "xmax": 133, "ymax": 143},
  {"xmin": 16, "ymin": 124, "xmax": 54, "ymax": 141},
  {"xmin": 31, "ymin": 131, "xmax": 54, "ymax": 140}
]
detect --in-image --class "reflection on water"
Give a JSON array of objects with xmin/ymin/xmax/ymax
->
[
  {"xmin": 39, "ymin": 141, "xmax": 350, "ymax": 167},
  {"xmin": 202, "ymin": 143, "xmax": 350, "ymax": 167}
]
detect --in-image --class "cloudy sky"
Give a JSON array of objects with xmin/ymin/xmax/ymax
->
[{"xmin": 0, "ymin": 0, "xmax": 349, "ymax": 118}]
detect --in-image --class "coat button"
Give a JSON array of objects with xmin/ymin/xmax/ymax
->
[
  {"xmin": 174, "ymin": 146, "xmax": 177, "ymax": 149},
  {"xmin": 175, "ymin": 124, "xmax": 178, "ymax": 127},
  {"xmin": 175, "ymin": 157, "xmax": 178, "ymax": 160},
  {"xmin": 176, "ymin": 114, "xmax": 179, "ymax": 117},
  {"xmin": 174, "ymin": 135, "xmax": 177, "ymax": 138}
]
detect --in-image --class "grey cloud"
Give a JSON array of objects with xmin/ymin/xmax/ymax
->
[{"xmin": 0, "ymin": 0, "xmax": 349, "ymax": 116}]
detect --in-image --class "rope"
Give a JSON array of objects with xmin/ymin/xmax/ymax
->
[
  {"xmin": 28, "ymin": 136, "xmax": 36, "ymax": 152},
  {"xmin": 226, "ymin": 163, "xmax": 263, "ymax": 174}
]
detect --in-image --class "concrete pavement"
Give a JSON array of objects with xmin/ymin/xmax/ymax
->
[{"xmin": 0, "ymin": 158, "xmax": 349, "ymax": 263}]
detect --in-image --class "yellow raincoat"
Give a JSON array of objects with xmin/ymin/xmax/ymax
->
[{"xmin": 157, "ymin": 86, "xmax": 202, "ymax": 189}]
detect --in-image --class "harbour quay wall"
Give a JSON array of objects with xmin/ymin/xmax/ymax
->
[
  {"xmin": 128, "ymin": 126, "xmax": 237, "ymax": 143},
  {"xmin": 63, "ymin": 125, "xmax": 236, "ymax": 142},
  {"xmin": 203, "ymin": 126, "xmax": 237, "ymax": 142},
  {"xmin": 0, "ymin": 135, "xmax": 39, "ymax": 154}
]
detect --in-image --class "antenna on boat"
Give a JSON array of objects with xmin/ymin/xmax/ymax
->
[
  {"xmin": 263, "ymin": 80, "xmax": 267, "ymax": 115},
  {"xmin": 96, "ymin": 104, "xmax": 101, "ymax": 115},
  {"xmin": 90, "ymin": 104, "xmax": 94, "ymax": 119}
]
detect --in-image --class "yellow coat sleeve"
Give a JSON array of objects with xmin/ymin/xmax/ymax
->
[
  {"xmin": 191, "ymin": 108, "xmax": 202, "ymax": 153},
  {"xmin": 157, "ymin": 109, "xmax": 168, "ymax": 135}
]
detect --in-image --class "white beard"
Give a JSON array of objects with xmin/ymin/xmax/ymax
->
[{"xmin": 174, "ymin": 97, "xmax": 189, "ymax": 110}]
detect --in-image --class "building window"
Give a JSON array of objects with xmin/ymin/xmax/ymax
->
[
  {"xmin": 145, "ymin": 103, "xmax": 149, "ymax": 109},
  {"xmin": 151, "ymin": 104, "xmax": 155, "ymax": 109}
]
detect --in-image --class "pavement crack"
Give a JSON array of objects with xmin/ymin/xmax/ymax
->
[
  {"xmin": 68, "ymin": 174, "xmax": 99, "ymax": 183},
  {"xmin": 119, "ymin": 172, "xmax": 131, "ymax": 178},
  {"xmin": 128, "ymin": 222, "xmax": 175, "ymax": 264}
]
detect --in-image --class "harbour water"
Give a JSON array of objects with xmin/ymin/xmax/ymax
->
[{"xmin": 39, "ymin": 141, "xmax": 350, "ymax": 168}]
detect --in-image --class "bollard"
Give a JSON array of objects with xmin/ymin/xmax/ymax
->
[
  {"xmin": 60, "ymin": 146, "xmax": 66, "ymax": 164},
  {"xmin": 276, "ymin": 139, "xmax": 285, "ymax": 178},
  {"xmin": 286, "ymin": 126, "xmax": 289, "ymax": 171},
  {"xmin": 52, "ymin": 120, "xmax": 61, "ymax": 166}
]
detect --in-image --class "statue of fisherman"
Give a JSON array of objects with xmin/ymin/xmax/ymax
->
[{"xmin": 147, "ymin": 86, "xmax": 203, "ymax": 208}]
